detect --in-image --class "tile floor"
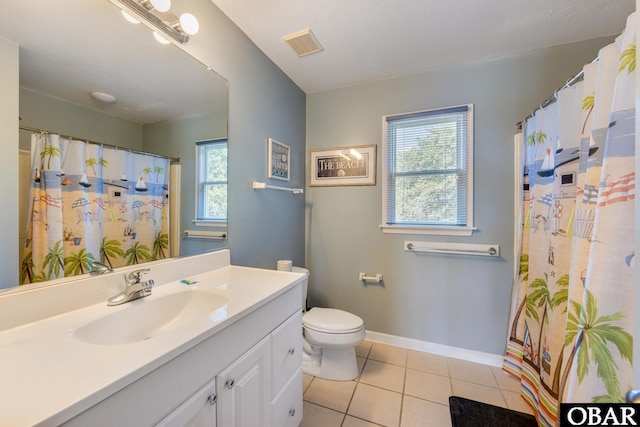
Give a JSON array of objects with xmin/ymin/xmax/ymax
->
[{"xmin": 300, "ymin": 340, "xmax": 534, "ymax": 427}]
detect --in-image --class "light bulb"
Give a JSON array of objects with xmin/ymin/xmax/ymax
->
[
  {"xmin": 121, "ymin": 10, "xmax": 140, "ymax": 24},
  {"xmin": 179, "ymin": 13, "xmax": 199, "ymax": 35},
  {"xmin": 149, "ymin": 0, "xmax": 171, "ymax": 12},
  {"xmin": 153, "ymin": 32, "xmax": 170, "ymax": 44}
]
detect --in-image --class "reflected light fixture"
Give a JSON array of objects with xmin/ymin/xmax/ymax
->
[
  {"xmin": 112, "ymin": 0, "xmax": 199, "ymax": 44},
  {"xmin": 90, "ymin": 91, "xmax": 117, "ymax": 103},
  {"xmin": 121, "ymin": 10, "xmax": 140, "ymax": 24},
  {"xmin": 153, "ymin": 31, "xmax": 171, "ymax": 45}
]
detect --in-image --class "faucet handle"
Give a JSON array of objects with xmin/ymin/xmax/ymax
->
[{"xmin": 125, "ymin": 268, "xmax": 150, "ymax": 285}]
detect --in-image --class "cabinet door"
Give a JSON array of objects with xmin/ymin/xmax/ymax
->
[
  {"xmin": 271, "ymin": 311, "xmax": 302, "ymax": 396},
  {"xmin": 271, "ymin": 369, "xmax": 302, "ymax": 427},
  {"xmin": 156, "ymin": 378, "xmax": 217, "ymax": 427},
  {"xmin": 217, "ymin": 336, "xmax": 272, "ymax": 427}
]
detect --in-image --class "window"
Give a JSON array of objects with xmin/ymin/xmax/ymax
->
[
  {"xmin": 381, "ymin": 104, "xmax": 475, "ymax": 236},
  {"xmin": 196, "ymin": 139, "xmax": 227, "ymax": 222}
]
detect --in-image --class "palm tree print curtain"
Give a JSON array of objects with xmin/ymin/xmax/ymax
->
[
  {"xmin": 21, "ymin": 136, "xmax": 170, "ymax": 284},
  {"xmin": 504, "ymin": 13, "xmax": 635, "ymax": 426}
]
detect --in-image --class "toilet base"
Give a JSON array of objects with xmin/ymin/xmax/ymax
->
[{"xmin": 302, "ymin": 346, "xmax": 359, "ymax": 381}]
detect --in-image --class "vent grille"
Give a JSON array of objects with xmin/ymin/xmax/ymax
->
[{"xmin": 283, "ymin": 29, "xmax": 323, "ymax": 57}]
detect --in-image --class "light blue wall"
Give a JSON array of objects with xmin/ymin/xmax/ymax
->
[
  {"xmin": 18, "ymin": 88, "xmax": 142, "ymax": 151},
  {"xmin": 143, "ymin": 111, "xmax": 228, "ymax": 256},
  {"xmin": 175, "ymin": 0, "xmax": 307, "ymax": 269},
  {"xmin": 306, "ymin": 37, "xmax": 613, "ymax": 355}
]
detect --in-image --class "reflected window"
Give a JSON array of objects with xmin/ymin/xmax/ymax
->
[{"xmin": 196, "ymin": 139, "xmax": 228, "ymax": 221}]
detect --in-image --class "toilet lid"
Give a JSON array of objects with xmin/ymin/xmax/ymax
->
[{"xmin": 303, "ymin": 307, "xmax": 364, "ymax": 333}]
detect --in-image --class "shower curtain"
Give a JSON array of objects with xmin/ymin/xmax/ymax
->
[
  {"xmin": 21, "ymin": 135, "xmax": 170, "ymax": 284},
  {"xmin": 504, "ymin": 13, "xmax": 635, "ymax": 426}
]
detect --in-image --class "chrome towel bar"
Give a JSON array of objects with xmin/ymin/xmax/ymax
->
[{"xmin": 405, "ymin": 241, "xmax": 499, "ymax": 257}]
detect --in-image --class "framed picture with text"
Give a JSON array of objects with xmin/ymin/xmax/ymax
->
[
  {"xmin": 267, "ymin": 138, "xmax": 290, "ymax": 181},
  {"xmin": 309, "ymin": 144, "xmax": 376, "ymax": 187}
]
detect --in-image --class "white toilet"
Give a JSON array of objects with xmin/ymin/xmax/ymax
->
[{"xmin": 293, "ymin": 267, "xmax": 365, "ymax": 381}]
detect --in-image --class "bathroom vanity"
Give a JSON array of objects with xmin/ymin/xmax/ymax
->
[{"xmin": 0, "ymin": 250, "xmax": 304, "ymax": 426}]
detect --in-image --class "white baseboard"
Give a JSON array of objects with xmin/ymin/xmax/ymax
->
[{"xmin": 365, "ymin": 330, "xmax": 504, "ymax": 367}]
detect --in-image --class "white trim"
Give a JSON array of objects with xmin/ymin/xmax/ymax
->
[
  {"xmin": 192, "ymin": 219, "xmax": 227, "ymax": 228},
  {"xmin": 365, "ymin": 330, "xmax": 504, "ymax": 367},
  {"xmin": 380, "ymin": 224, "xmax": 476, "ymax": 236}
]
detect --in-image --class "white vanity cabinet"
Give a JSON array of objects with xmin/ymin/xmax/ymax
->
[
  {"xmin": 214, "ymin": 310, "xmax": 302, "ymax": 427},
  {"xmin": 63, "ymin": 279, "xmax": 303, "ymax": 427}
]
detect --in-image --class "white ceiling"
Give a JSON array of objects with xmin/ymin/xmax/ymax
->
[{"xmin": 211, "ymin": 0, "xmax": 636, "ymax": 93}]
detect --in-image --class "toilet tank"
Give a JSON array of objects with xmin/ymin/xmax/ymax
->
[{"xmin": 291, "ymin": 267, "xmax": 309, "ymax": 310}]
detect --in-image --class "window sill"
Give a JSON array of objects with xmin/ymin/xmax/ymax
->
[
  {"xmin": 192, "ymin": 219, "xmax": 228, "ymax": 229},
  {"xmin": 379, "ymin": 224, "xmax": 477, "ymax": 237}
]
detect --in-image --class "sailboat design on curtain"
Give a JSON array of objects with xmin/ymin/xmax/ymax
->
[{"xmin": 537, "ymin": 146, "xmax": 555, "ymax": 177}]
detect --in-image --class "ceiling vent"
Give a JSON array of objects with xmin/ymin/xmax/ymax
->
[{"xmin": 283, "ymin": 28, "xmax": 323, "ymax": 57}]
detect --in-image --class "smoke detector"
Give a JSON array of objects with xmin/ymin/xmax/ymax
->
[{"xmin": 283, "ymin": 28, "xmax": 323, "ymax": 57}]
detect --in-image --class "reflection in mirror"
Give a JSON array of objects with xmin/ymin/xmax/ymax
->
[{"xmin": 1, "ymin": 0, "xmax": 228, "ymax": 290}]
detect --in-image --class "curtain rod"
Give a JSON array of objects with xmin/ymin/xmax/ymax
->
[
  {"xmin": 19, "ymin": 125, "xmax": 180, "ymax": 163},
  {"xmin": 516, "ymin": 56, "xmax": 599, "ymax": 129}
]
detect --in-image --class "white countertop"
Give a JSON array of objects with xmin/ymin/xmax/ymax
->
[{"xmin": 0, "ymin": 264, "xmax": 304, "ymax": 426}]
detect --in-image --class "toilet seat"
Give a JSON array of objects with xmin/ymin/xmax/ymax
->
[{"xmin": 303, "ymin": 307, "xmax": 364, "ymax": 334}]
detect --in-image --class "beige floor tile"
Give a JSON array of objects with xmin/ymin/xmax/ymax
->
[
  {"xmin": 369, "ymin": 342, "xmax": 408, "ymax": 367},
  {"xmin": 407, "ymin": 350, "xmax": 449, "ymax": 376},
  {"xmin": 348, "ymin": 383, "xmax": 402, "ymax": 427},
  {"xmin": 300, "ymin": 401, "xmax": 345, "ymax": 427},
  {"xmin": 401, "ymin": 395, "xmax": 452, "ymax": 427},
  {"xmin": 303, "ymin": 377, "xmax": 356, "ymax": 413},
  {"xmin": 501, "ymin": 390, "xmax": 535, "ymax": 415},
  {"xmin": 357, "ymin": 356, "xmax": 366, "ymax": 377},
  {"xmin": 303, "ymin": 374, "xmax": 314, "ymax": 393},
  {"xmin": 359, "ymin": 360, "xmax": 406, "ymax": 393},
  {"xmin": 447, "ymin": 358, "xmax": 498, "ymax": 387},
  {"xmin": 356, "ymin": 340, "xmax": 373, "ymax": 358},
  {"xmin": 404, "ymin": 369, "xmax": 451, "ymax": 405},
  {"xmin": 451, "ymin": 379, "xmax": 506, "ymax": 407},
  {"xmin": 343, "ymin": 415, "xmax": 386, "ymax": 426},
  {"xmin": 491, "ymin": 367, "xmax": 522, "ymax": 392}
]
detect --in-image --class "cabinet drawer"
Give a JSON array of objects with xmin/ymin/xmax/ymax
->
[
  {"xmin": 271, "ymin": 369, "xmax": 302, "ymax": 427},
  {"xmin": 271, "ymin": 311, "xmax": 302, "ymax": 396}
]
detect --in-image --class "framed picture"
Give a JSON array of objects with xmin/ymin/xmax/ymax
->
[
  {"xmin": 267, "ymin": 138, "xmax": 290, "ymax": 181},
  {"xmin": 309, "ymin": 144, "xmax": 376, "ymax": 187}
]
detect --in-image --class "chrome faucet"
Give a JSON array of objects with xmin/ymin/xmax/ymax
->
[
  {"xmin": 90, "ymin": 261, "xmax": 114, "ymax": 275},
  {"xmin": 107, "ymin": 268, "xmax": 155, "ymax": 306}
]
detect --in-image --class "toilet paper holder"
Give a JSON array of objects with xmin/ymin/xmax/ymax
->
[{"xmin": 359, "ymin": 272, "xmax": 383, "ymax": 282}]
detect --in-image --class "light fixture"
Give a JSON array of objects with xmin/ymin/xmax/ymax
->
[
  {"xmin": 90, "ymin": 91, "xmax": 117, "ymax": 103},
  {"xmin": 113, "ymin": 0, "xmax": 199, "ymax": 44},
  {"xmin": 178, "ymin": 13, "xmax": 199, "ymax": 35},
  {"xmin": 149, "ymin": 0, "xmax": 171, "ymax": 13}
]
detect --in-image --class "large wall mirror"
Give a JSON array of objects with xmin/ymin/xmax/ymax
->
[{"xmin": 1, "ymin": 0, "xmax": 228, "ymax": 290}]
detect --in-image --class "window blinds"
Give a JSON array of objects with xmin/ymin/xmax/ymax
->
[{"xmin": 385, "ymin": 105, "xmax": 470, "ymax": 226}]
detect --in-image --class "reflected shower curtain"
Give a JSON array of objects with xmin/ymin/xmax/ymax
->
[
  {"xmin": 21, "ymin": 136, "xmax": 170, "ymax": 284},
  {"xmin": 504, "ymin": 13, "xmax": 635, "ymax": 426}
]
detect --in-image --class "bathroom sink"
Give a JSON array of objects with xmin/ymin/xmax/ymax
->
[{"xmin": 73, "ymin": 288, "xmax": 229, "ymax": 345}]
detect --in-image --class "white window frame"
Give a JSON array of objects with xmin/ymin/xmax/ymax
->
[
  {"xmin": 194, "ymin": 138, "xmax": 228, "ymax": 225},
  {"xmin": 381, "ymin": 104, "xmax": 476, "ymax": 236}
]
